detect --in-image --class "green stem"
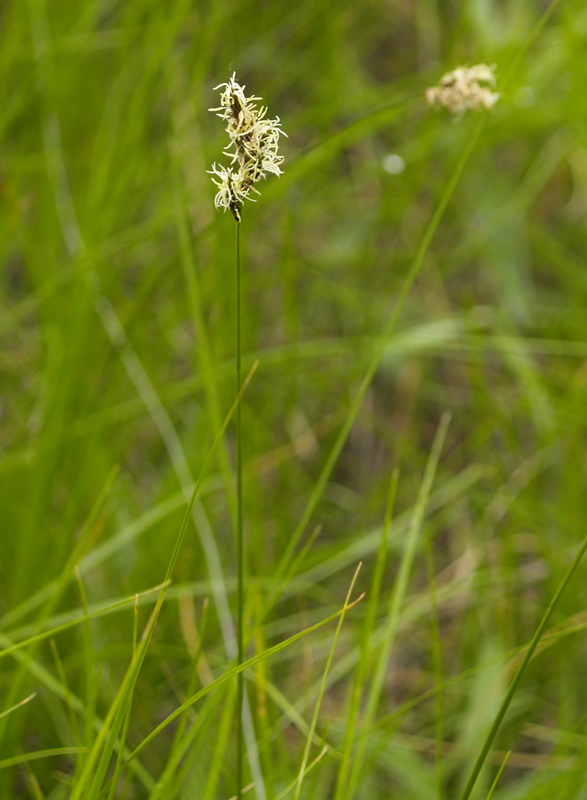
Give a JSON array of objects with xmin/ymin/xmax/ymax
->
[
  {"xmin": 235, "ymin": 219, "xmax": 244, "ymax": 800},
  {"xmin": 271, "ymin": 116, "xmax": 485, "ymax": 596}
]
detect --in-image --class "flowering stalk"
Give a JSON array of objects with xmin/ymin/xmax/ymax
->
[
  {"xmin": 235, "ymin": 219, "xmax": 243, "ymax": 799},
  {"xmin": 209, "ymin": 72, "xmax": 285, "ymax": 800}
]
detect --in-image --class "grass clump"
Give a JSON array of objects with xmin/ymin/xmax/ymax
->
[{"xmin": 2, "ymin": 0, "xmax": 587, "ymax": 798}]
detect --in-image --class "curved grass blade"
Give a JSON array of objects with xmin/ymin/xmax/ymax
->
[
  {"xmin": 344, "ymin": 413, "xmax": 450, "ymax": 800},
  {"xmin": 294, "ymin": 564, "xmax": 362, "ymax": 800},
  {"xmin": 334, "ymin": 471, "xmax": 398, "ymax": 800},
  {"xmin": 118, "ymin": 592, "xmax": 365, "ymax": 777},
  {"xmin": 0, "ymin": 748, "xmax": 85, "ymax": 772},
  {"xmin": 485, "ymin": 751, "xmax": 510, "ymax": 800},
  {"xmin": 0, "ymin": 693, "xmax": 37, "ymax": 723},
  {"xmin": 459, "ymin": 531, "xmax": 587, "ymax": 800}
]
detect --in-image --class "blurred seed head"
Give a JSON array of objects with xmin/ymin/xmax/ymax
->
[{"xmin": 426, "ymin": 64, "xmax": 500, "ymax": 116}]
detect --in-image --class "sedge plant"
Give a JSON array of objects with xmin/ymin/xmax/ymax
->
[
  {"xmin": 1, "ymin": 0, "xmax": 581, "ymax": 796},
  {"xmin": 209, "ymin": 72, "xmax": 286, "ymax": 800}
]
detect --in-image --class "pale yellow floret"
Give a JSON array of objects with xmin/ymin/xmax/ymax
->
[{"xmin": 209, "ymin": 73, "xmax": 286, "ymax": 219}]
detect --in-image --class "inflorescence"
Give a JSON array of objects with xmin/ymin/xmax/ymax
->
[
  {"xmin": 209, "ymin": 73, "xmax": 286, "ymax": 221},
  {"xmin": 426, "ymin": 64, "xmax": 500, "ymax": 116}
]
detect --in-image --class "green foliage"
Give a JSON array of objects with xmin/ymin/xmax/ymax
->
[{"xmin": 1, "ymin": 0, "xmax": 587, "ymax": 797}]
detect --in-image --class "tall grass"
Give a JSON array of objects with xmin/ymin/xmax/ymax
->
[{"xmin": 1, "ymin": 0, "xmax": 587, "ymax": 798}]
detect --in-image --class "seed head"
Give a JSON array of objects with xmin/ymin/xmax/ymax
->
[
  {"xmin": 209, "ymin": 73, "xmax": 286, "ymax": 220},
  {"xmin": 426, "ymin": 64, "xmax": 500, "ymax": 116}
]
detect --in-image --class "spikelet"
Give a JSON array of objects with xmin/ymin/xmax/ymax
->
[{"xmin": 209, "ymin": 73, "xmax": 286, "ymax": 221}]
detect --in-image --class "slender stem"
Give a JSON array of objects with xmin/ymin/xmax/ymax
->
[{"xmin": 235, "ymin": 219, "xmax": 244, "ymax": 800}]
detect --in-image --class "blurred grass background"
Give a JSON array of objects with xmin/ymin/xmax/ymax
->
[{"xmin": 1, "ymin": 0, "xmax": 587, "ymax": 797}]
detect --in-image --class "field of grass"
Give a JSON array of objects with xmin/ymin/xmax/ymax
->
[{"xmin": 2, "ymin": 0, "xmax": 587, "ymax": 797}]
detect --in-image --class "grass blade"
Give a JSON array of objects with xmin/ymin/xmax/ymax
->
[
  {"xmin": 344, "ymin": 413, "xmax": 450, "ymax": 799},
  {"xmin": 459, "ymin": 532, "xmax": 587, "ymax": 800},
  {"xmin": 119, "ymin": 592, "xmax": 365, "ymax": 773},
  {"xmin": 294, "ymin": 563, "xmax": 362, "ymax": 800},
  {"xmin": 68, "ymin": 361, "xmax": 258, "ymax": 800}
]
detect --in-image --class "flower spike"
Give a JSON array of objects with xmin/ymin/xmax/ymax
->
[{"xmin": 209, "ymin": 73, "xmax": 286, "ymax": 220}]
